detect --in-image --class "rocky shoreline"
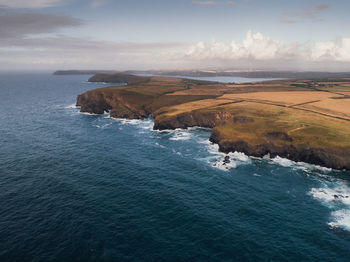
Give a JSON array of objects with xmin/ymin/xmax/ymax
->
[
  {"xmin": 77, "ymin": 90, "xmax": 349, "ymax": 170},
  {"xmin": 76, "ymin": 74, "xmax": 350, "ymax": 171}
]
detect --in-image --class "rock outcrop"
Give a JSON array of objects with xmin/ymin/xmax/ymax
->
[
  {"xmin": 76, "ymin": 89, "xmax": 148, "ymax": 118},
  {"xmin": 153, "ymin": 111, "xmax": 253, "ymax": 130}
]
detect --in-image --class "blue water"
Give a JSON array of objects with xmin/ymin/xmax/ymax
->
[{"xmin": 0, "ymin": 73, "xmax": 349, "ymax": 262}]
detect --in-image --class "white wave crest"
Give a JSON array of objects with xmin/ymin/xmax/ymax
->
[
  {"xmin": 210, "ymin": 151, "xmax": 251, "ymax": 171},
  {"xmin": 230, "ymin": 151, "xmax": 250, "ymax": 162},
  {"xmin": 111, "ymin": 118, "xmax": 153, "ymax": 130},
  {"xmin": 212, "ymin": 157, "xmax": 237, "ymax": 171},
  {"xmin": 309, "ymin": 182, "xmax": 350, "ymax": 231},
  {"xmin": 269, "ymin": 156, "xmax": 332, "ymax": 172},
  {"xmin": 328, "ymin": 209, "xmax": 350, "ymax": 231},
  {"xmin": 93, "ymin": 123, "xmax": 112, "ymax": 129},
  {"xmin": 309, "ymin": 186, "xmax": 350, "ymax": 206},
  {"xmin": 169, "ymin": 130, "xmax": 192, "ymax": 141},
  {"xmin": 155, "ymin": 142, "xmax": 165, "ymax": 149},
  {"xmin": 65, "ymin": 103, "xmax": 79, "ymax": 109},
  {"xmin": 79, "ymin": 111, "xmax": 100, "ymax": 116}
]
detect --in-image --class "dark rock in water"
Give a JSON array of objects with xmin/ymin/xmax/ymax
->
[
  {"xmin": 333, "ymin": 194, "xmax": 349, "ymax": 199},
  {"xmin": 223, "ymin": 156, "xmax": 231, "ymax": 164}
]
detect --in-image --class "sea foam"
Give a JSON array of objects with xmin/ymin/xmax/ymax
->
[
  {"xmin": 328, "ymin": 209, "xmax": 350, "ymax": 231},
  {"xmin": 64, "ymin": 103, "xmax": 79, "ymax": 109},
  {"xmin": 169, "ymin": 130, "xmax": 192, "ymax": 141},
  {"xmin": 309, "ymin": 181, "xmax": 350, "ymax": 231},
  {"xmin": 268, "ymin": 156, "xmax": 332, "ymax": 173}
]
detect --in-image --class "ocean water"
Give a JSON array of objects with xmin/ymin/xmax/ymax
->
[{"xmin": 0, "ymin": 73, "xmax": 349, "ymax": 262}]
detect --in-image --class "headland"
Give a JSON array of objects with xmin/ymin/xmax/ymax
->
[{"xmin": 76, "ymin": 73, "xmax": 350, "ymax": 170}]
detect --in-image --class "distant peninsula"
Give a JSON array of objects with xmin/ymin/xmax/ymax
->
[
  {"xmin": 55, "ymin": 69, "xmax": 350, "ymax": 79},
  {"xmin": 76, "ymin": 73, "xmax": 350, "ymax": 170}
]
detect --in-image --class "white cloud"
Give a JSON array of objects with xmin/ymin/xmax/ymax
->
[
  {"xmin": 1, "ymin": 25, "xmax": 350, "ymax": 71},
  {"xmin": 312, "ymin": 38, "xmax": 350, "ymax": 62},
  {"xmin": 186, "ymin": 30, "xmax": 350, "ymax": 64},
  {"xmin": 0, "ymin": 0, "xmax": 63, "ymax": 9},
  {"xmin": 186, "ymin": 30, "xmax": 301, "ymax": 61}
]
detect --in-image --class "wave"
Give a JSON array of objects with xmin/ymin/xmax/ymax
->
[
  {"xmin": 93, "ymin": 123, "xmax": 112, "ymax": 129},
  {"xmin": 64, "ymin": 103, "xmax": 80, "ymax": 109},
  {"xmin": 328, "ymin": 209, "xmax": 350, "ymax": 231},
  {"xmin": 169, "ymin": 130, "xmax": 192, "ymax": 141},
  {"xmin": 309, "ymin": 186, "xmax": 350, "ymax": 206},
  {"xmin": 79, "ymin": 111, "xmax": 100, "ymax": 116},
  {"xmin": 203, "ymin": 139, "xmax": 251, "ymax": 171},
  {"xmin": 309, "ymin": 181, "xmax": 350, "ymax": 231},
  {"xmin": 200, "ymin": 139, "xmax": 333, "ymax": 173},
  {"xmin": 77, "ymin": 110, "xmax": 109, "ymax": 116},
  {"xmin": 212, "ymin": 152, "xmax": 251, "ymax": 171},
  {"xmin": 110, "ymin": 117, "xmax": 154, "ymax": 130},
  {"xmin": 155, "ymin": 142, "xmax": 165, "ymax": 149},
  {"xmin": 73, "ymin": 114, "xmax": 337, "ymax": 174},
  {"xmin": 266, "ymin": 155, "xmax": 333, "ymax": 173}
]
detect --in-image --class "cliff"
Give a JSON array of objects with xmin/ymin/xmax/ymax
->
[
  {"xmin": 209, "ymin": 128, "xmax": 350, "ymax": 170},
  {"xmin": 77, "ymin": 74, "xmax": 350, "ymax": 170}
]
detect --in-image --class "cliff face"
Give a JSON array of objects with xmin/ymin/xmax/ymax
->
[
  {"xmin": 77, "ymin": 91, "xmax": 112, "ymax": 114},
  {"xmin": 76, "ymin": 90, "xmax": 148, "ymax": 118},
  {"xmin": 153, "ymin": 110, "xmax": 350, "ymax": 170},
  {"xmin": 153, "ymin": 111, "xmax": 253, "ymax": 130},
  {"xmin": 76, "ymin": 75, "xmax": 350, "ymax": 171},
  {"xmin": 209, "ymin": 128, "xmax": 350, "ymax": 170},
  {"xmin": 77, "ymin": 91, "xmax": 350, "ymax": 170}
]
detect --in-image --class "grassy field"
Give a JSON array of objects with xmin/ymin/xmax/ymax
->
[{"xmin": 203, "ymin": 101, "xmax": 350, "ymax": 151}]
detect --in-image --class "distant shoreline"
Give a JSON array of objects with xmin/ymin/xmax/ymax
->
[{"xmin": 54, "ymin": 69, "xmax": 350, "ymax": 80}]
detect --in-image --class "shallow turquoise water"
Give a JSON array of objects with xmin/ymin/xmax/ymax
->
[{"xmin": 0, "ymin": 73, "xmax": 349, "ymax": 261}]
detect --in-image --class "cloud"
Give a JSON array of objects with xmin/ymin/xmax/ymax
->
[
  {"xmin": 0, "ymin": 13, "xmax": 83, "ymax": 39},
  {"xmin": 186, "ymin": 30, "xmax": 301, "ymax": 61},
  {"xmin": 0, "ymin": 0, "xmax": 63, "ymax": 9},
  {"xmin": 315, "ymin": 4, "xmax": 330, "ymax": 11},
  {"xmin": 311, "ymin": 37, "xmax": 350, "ymax": 62},
  {"xmin": 281, "ymin": 4, "xmax": 330, "ymax": 23},
  {"xmin": 192, "ymin": 1, "xmax": 217, "ymax": 6},
  {"xmin": 185, "ymin": 30, "xmax": 350, "ymax": 64},
  {"xmin": 90, "ymin": 0, "xmax": 109, "ymax": 8},
  {"xmin": 2, "ymin": 22, "xmax": 350, "ymax": 71}
]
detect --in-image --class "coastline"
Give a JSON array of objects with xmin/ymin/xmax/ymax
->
[{"xmin": 76, "ymin": 73, "xmax": 350, "ymax": 170}]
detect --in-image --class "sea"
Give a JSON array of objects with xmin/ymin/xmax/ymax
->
[{"xmin": 0, "ymin": 72, "xmax": 349, "ymax": 262}]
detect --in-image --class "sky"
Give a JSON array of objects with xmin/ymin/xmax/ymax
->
[{"xmin": 1, "ymin": 0, "xmax": 350, "ymax": 71}]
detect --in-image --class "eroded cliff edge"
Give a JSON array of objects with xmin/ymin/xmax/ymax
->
[{"xmin": 76, "ymin": 75, "xmax": 350, "ymax": 170}]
